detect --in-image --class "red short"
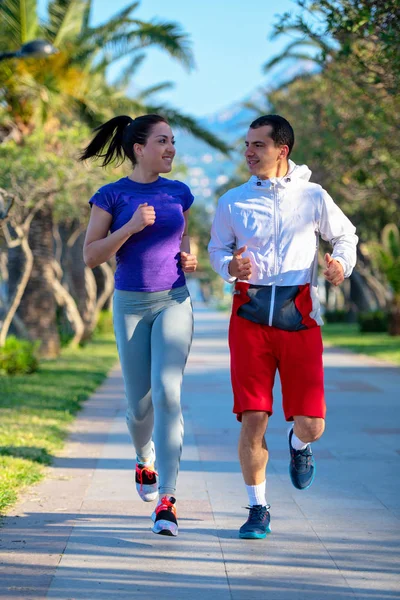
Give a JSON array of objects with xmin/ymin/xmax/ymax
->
[{"xmin": 229, "ymin": 294, "xmax": 326, "ymax": 422}]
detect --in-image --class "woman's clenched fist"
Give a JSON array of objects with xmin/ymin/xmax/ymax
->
[
  {"xmin": 128, "ymin": 203, "xmax": 156, "ymax": 234},
  {"xmin": 180, "ymin": 252, "xmax": 198, "ymax": 273}
]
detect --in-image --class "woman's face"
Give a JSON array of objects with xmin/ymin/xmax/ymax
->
[{"xmin": 134, "ymin": 121, "xmax": 176, "ymax": 173}]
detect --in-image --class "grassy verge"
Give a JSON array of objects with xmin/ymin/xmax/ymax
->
[
  {"xmin": 0, "ymin": 333, "xmax": 118, "ymax": 515},
  {"xmin": 322, "ymin": 323, "xmax": 400, "ymax": 365}
]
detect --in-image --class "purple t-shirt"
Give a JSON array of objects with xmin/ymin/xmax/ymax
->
[{"xmin": 89, "ymin": 176, "xmax": 194, "ymax": 292}]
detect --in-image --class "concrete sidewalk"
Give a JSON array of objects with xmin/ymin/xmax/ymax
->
[{"xmin": 1, "ymin": 305, "xmax": 400, "ymax": 599}]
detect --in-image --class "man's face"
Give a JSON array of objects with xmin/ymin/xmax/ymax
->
[{"xmin": 244, "ymin": 125, "xmax": 287, "ymax": 177}]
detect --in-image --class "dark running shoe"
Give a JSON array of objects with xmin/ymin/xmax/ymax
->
[
  {"xmin": 239, "ymin": 504, "xmax": 271, "ymax": 539},
  {"xmin": 152, "ymin": 496, "xmax": 178, "ymax": 537},
  {"xmin": 288, "ymin": 427, "xmax": 316, "ymax": 490}
]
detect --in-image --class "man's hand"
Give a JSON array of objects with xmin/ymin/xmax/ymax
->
[
  {"xmin": 228, "ymin": 246, "xmax": 252, "ymax": 280},
  {"xmin": 181, "ymin": 252, "xmax": 198, "ymax": 273},
  {"xmin": 324, "ymin": 253, "xmax": 344, "ymax": 286},
  {"xmin": 127, "ymin": 203, "xmax": 156, "ymax": 234}
]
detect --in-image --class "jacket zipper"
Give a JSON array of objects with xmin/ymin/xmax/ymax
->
[{"xmin": 268, "ymin": 183, "xmax": 278, "ymax": 326}]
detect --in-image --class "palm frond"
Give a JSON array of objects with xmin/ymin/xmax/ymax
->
[
  {"xmin": 81, "ymin": 20, "xmax": 194, "ymax": 71},
  {"xmin": 47, "ymin": 0, "xmax": 88, "ymax": 46},
  {"xmin": 136, "ymin": 81, "xmax": 175, "ymax": 100},
  {"xmin": 263, "ymin": 39, "xmax": 323, "ymax": 72},
  {"xmin": 127, "ymin": 19, "xmax": 194, "ymax": 69},
  {"xmin": 265, "ymin": 65, "xmax": 319, "ymax": 96},
  {"xmin": 20, "ymin": 0, "xmax": 39, "ymax": 42},
  {"xmin": 84, "ymin": 1, "xmax": 140, "ymax": 37},
  {"xmin": 241, "ymin": 100, "xmax": 267, "ymax": 115},
  {"xmin": 111, "ymin": 53, "xmax": 146, "ymax": 88},
  {"xmin": 143, "ymin": 105, "xmax": 231, "ymax": 154},
  {"xmin": 0, "ymin": 0, "xmax": 38, "ymax": 46},
  {"xmin": 382, "ymin": 224, "xmax": 400, "ymax": 258},
  {"xmin": 271, "ymin": 16, "xmax": 333, "ymax": 55},
  {"xmin": 268, "ymin": 52, "xmax": 323, "ymax": 73},
  {"xmin": 82, "ymin": 0, "xmax": 92, "ymax": 31}
]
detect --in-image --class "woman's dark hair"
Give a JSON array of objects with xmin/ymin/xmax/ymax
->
[
  {"xmin": 250, "ymin": 114, "xmax": 295, "ymax": 157},
  {"xmin": 79, "ymin": 114, "xmax": 169, "ymax": 167}
]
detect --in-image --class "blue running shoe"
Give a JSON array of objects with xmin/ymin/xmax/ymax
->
[
  {"xmin": 288, "ymin": 428, "xmax": 315, "ymax": 490},
  {"xmin": 239, "ymin": 504, "xmax": 271, "ymax": 539}
]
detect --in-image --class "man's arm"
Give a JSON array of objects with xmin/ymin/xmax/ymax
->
[
  {"xmin": 208, "ymin": 199, "xmax": 252, "ymax": 282},
  {"xmin": 319, "ymin": 190, "xmax": 358, "ymax": 285},
  {"xmin": 208, "ymin": 198, "xmax": 237, "ymax": 282}
]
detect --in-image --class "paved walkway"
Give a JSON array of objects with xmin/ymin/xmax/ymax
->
[{"xmin": 1, "ymin": 306, "xmax": 400, "ymax": 600}]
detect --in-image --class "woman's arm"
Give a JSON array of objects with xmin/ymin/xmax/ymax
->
[
  {"xmin": 180, "ymin": 210, "xmax": 197, "ymax": 273},
  {"xmin": 83, "ymin": 203, "xmax": 155, "ymax": 268},
  {"xmin": 180, "ymin": 210, "xmax": 191, "ymax": 253}
]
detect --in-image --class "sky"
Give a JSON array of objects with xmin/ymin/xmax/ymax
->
[{"xmin": 37, "ymin": 0, "xmax": 303, "ymax": 117}]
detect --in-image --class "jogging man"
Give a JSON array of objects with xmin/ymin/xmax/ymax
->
[{"xmin": 208, "ymin": 115, "xmax": 357, "ymax": 539}]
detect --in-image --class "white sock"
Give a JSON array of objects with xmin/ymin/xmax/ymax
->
[
  {"xmin": 245, "ymin": 481, "xmax": 267, "ymax": 507},
  {"xmin": 289, "ymin": 427, "xmax": 308, "ymax": 451}
]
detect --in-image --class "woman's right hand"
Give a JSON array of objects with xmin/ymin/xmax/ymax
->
[{"xmin": 127, "ymin": 203, "xmax": 156, "ymax": 234}]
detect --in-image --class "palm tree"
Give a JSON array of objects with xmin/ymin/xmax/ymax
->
[
  {"xmin": 0, "ymin": 0, "xmax": 229, "ymax": 151},
  {"xmin": 369, "ymin": 225, "xmax": 400, "ymax": 336}
]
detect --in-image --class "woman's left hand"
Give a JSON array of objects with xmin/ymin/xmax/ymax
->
[{"xmin": 180, "ymin": 252, "xmax": 198, "ymax": 273}]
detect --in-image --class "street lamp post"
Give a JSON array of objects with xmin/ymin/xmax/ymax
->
[{"xmin": 0, "ymin": 40, "xmax": 58, "ymax": 63}]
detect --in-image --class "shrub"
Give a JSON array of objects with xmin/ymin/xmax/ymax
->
[
  {"xmin": 95, "ymin": 310, "xmax": 114, "ymax": 335},
  {"xmin": 358, "ymin": 311, "xmax": 389, "ymax": 333},
  {"xmin": 0, "ymin": 336, "xmax": 40, "ymax": 376},
  {"xmin": 324, "ymin": 309, "xmax": 348, "ymax": 323}
]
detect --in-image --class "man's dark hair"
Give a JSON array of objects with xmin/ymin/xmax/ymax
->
[{"xmin": 250, "ymin": 115, "xmax": 295, "ymax": 157}]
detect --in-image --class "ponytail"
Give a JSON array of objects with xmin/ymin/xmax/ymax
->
[
  {"xmin": 79, "ymin": 115, "xmax": 134, "ymax": 167},
  {"xmin": 80, "ymin": 114, "xmax": 169, "ymax": 168}
]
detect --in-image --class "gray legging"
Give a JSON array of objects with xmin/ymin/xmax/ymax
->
[{"xmin": 113, "ymin": 285, "xmax": 193, "ymax": 496}]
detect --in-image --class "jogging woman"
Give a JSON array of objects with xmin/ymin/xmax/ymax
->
[{"xmin": 81, "ymin": 114, "xmax": 197, "ymax": 536}]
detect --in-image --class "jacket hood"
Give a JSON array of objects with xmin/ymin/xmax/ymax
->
[{"xmin": 286, "ymin": 159, "xmax": 312, "ymax": 182}]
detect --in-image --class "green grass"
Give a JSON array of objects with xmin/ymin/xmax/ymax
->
[
  {"xmin": 322, "ymin": 323, "xmax": 400, "ymax": 365},
  {"xmin": 0, "ymin": 334, "xmax": 118, "ymax": 515}
]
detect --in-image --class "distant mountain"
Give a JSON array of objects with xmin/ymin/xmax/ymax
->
[{"xmin": 176, "ymin": 103, "xmax": 255, "ymax": 206}]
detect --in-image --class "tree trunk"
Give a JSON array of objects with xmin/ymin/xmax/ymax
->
[
  {"xmin": 96, "ymin": 256, "xmax": 116, "ymax": 311},
  {"xmin": 18, "ymin": 207, "xmax": 60, "ymax": 357},
  {"xmin": 52, "ymin": 260, "xmax": 85, "ymax": 346},
  {"xmin": 63, "ymin": 229, "xmax": 114, "ymax": 342},
  {"xmin": 389, "ymin": 298, "xmax": 400, "ymax": 336},
  {"xmin": 63, "ymin": 229, "xmax": 97, "ymax": 340},
  {"xmin": 0, "ymin": 232, "xmax": 33, "ymax": 346},
  {"xmin": 87, "ymin": 262, "xmax": 114, "ymax": 338},
  {"xmin": 351, "ymin": 268, "xmax": 389, "ymax": 311},
  {"xmin": 75, "ymin": 262, "xmax": 114, "ymax": 343}
]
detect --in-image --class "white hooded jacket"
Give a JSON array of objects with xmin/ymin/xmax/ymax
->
[{"xmin": 208, "ymin": 160, "xmax": 358, "ymax": 327}]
